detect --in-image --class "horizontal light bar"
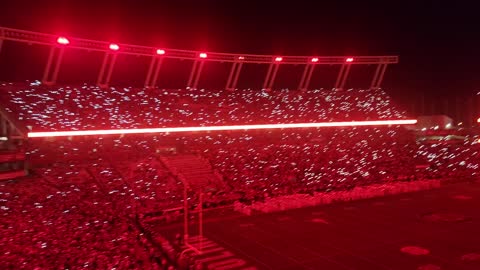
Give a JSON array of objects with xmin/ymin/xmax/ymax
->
[{"xmin": 27, "ymin": 120, "xmax": 417, "ymax": 138}]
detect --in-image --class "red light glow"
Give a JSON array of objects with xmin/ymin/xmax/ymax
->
[
  {"xmin": 238, "ymin": 56, "xmax": 245, "ymax": 60},
  {"xmin": 27, "ymin": 119, "xmax": 417, "ymax": 138},
  {"xmin": 275, "ymin": 57, "xmax": 283, "ymax": 62},
  {"xmin": 156, "ymin": 49, "xmax": 165, "ymax": 55},
  {"xmin": 346, "ymin": 57, "xmax": 354, "ymax": 63},
  {"xmin": 311, "ymin": 57, "xmax": 319, "ymax": 63},
  {"xmin": 477, "ymin": 117, "xmax": 480, "ymax": 123},
  {"xmin": 109, "ymin": 44, "xmax": 120, "ymax": 51},
  {"xmin": 199, "ymin": 53, "xmax": 207, "ymax": 59},
  {"xmin": 57, "ymin": 37, "xmax": 70, "ymax": 45}
]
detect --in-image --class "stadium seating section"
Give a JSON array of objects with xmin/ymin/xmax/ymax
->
[{"xmin": 0, "ymin": 82, "xmax": 478, "ymax": 269}]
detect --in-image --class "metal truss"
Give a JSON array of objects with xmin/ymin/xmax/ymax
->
[{"xmin": 0, "ymin": 27, "xmax": 398, "ymax": 89}]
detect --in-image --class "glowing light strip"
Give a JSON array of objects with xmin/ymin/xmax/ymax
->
[{"xmin": 27, "ymin": 119, "xmax": 417, "ymax": 138}]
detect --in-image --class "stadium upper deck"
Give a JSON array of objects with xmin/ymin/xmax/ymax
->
[{"xmin": 0, "ymin": 83, "xmax": 408, "ymax": 133}]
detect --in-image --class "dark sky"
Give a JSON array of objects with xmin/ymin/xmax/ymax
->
[{"xmin": 1, "ymin": 0, "xmax": 479, "ymax": 120}]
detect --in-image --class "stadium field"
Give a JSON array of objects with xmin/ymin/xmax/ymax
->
[{"xmin": 155, "ymin": 181, "xmax": 480, "ymax": 269}]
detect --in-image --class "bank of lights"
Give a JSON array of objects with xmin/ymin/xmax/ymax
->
[
  {"xmin": 311, "ymin": 57, "xmax": 319, "ymax": 63},
  {"xmin": 27, "ymin": 119, "xmax": 417, "ymax": 138},
  {"xmin": 57, "ymin": 37, "xmax": 70, "ymax": 45},
  {"xmin": 156, "ymin": 49, "xmax": 165, "ymax": 55},
  {"xmin": 199, "ymin": 53, "xmax": 207, "ymax": 58},
  {"xmin": 346, "ymin": 57, "xmax": 354, "ymax": 62},
  {"xmin": 109, "ymin": 44, "xmax": 120, "ymax": 51},
  {"xmin": 275, "ymin": 57, "xmax": 283, "ymax": 62}
]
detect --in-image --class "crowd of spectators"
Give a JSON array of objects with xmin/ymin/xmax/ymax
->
[
  {"xmin": 415, "ymin": 137, "xmax": 480, "ymax": 180},
  {"xmin": 0, "ymin": 82, "xmax": 478, "ymax": 269},
  {"xmin": 0, "ymin": 171, "xmax": 174, "ymax": 269},
  {"xmin": 184, "ymin": 127, "xmax": 417, "ymax": 202},
  {"xmin": 0, "ymin": 82, "xmax": 406, "ymax": 131}
]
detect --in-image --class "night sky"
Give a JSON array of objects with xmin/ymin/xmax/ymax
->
[{"xmin": 1, "ymin": 0, "xmax": 479, "ymax": 122}]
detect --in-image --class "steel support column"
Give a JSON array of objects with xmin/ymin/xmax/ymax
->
[
  {"xmin": 370, "ymin": 64, "xmax": 382, "ymax": 89},
  {"xmin": 339, "ymin": 64, "xmax": 351, "ymax": 89},
  {"xmin": 145, "ymin": 56, "xmax": 164, "ymax": 88},
  {"xmin": 225, "ymin": 61, "xmax": 243, "ymax": 91},
  {"xmin": 371, "ymin": 64, "xmax": 388, "ymax": 89},
  {"xmin": 335, "ymin": 64, "xmax": 352, "ymax": 90},
  {"xmin": 192, "ymin": 61, "xmax": 205, "ymax": 89},
  {"xmin": 42, "ymin": 46, "xmax": 65, "ymax": 85},
  {"xmin": 298, "ymin": 64, "xmax": 316, "ymax": 91},
  {"xmin": 225, "ymin": 62, "xmax": 236, "ymax": 90},
  {"xmin": 263, "ymin": 64, "xmax": 273, "ymax": 89},
  {"xmin": 334, "ymin": 65, "xmax": 346, "ymax": 89},
  {"xmin": 231, "ymin": 62, "xmax": 243, "ymax": 91},
  {"xmin": 187, "ymin": 60, "xmax": 205, "ymax": 89},
  {"xmin": 263, "ymin": 63, "xmax": 280, "ymax": 90},
  {"xmin": 97, "ymin": 52, "xmax": 117, "ymax": 88}
]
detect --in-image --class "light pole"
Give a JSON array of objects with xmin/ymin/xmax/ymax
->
[
  {"xmin": 183, "ymin": 183, "xmax": 189, "ymax": 242},
  {"xmin": 182, "ymin": 181, "xmax": 204, "ymax": 255}
]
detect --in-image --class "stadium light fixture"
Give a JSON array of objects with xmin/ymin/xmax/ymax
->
[
  {"xmin": 27, "ymin": 119, "xmax": 417, "ymax": 138},
  {"xmin": 275, "ymin": 57, "xmax": 283, "ymax": 62},
  {"xmin": 57, "ymin": 37, "xmax": 70, "ymax": 45},
  {"xmin": 311, "ymin": 57, "xmax": 319, "ymax": 63},
  {"xmin": 346, "ymin": 57, "xmax": 354, "ymax": 63},
  {"xmin": 109, "ymin": 43, "xmax": 120, "ymax": 51},
  {"xmin": 156, "ymin": 49, "xmax": 166, "ymax": 55},
  {"xmin": 238, "ymin": 56, "xmax": 245, "ymax": 60},
  {"xmin": 199, "ymin": 53, "xmax": 208, "ymax": 59},
  {"xmin": 477, "ymin": 117, "xmax": 480, "ymax": 123}
]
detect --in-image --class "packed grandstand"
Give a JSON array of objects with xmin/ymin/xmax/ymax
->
[{"xmin": 0, "ymin": 82, "xmax": 479, "ymax": 269}]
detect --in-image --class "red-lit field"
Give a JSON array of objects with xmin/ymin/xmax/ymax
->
[{"xmin": 152, "ymin": 181, "xmax": 480, "ymax": 270}]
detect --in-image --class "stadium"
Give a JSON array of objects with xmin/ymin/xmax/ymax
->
[{"xmin": 1, "ymin": 4, "xmax": 480, "ymax": 270}]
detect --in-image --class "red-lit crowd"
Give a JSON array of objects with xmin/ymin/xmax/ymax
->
[
  {"xmin": 0, "ymin": 82, "xmax": 406, "ymax": 131},
  {"xmin": 0, "ymin": 83, "xmax": 479, "ymax": 269},
  {"xmin": 0, "ymin": 172, "xmax": 175, "ymax": 269},
  {"xmin": 415, "ymin": 138, "xmax": 479, "ymax": 180}
]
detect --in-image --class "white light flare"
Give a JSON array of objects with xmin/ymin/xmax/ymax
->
[
  {"xmin": 109, "ymin": 43, "xmax": 120, "ymax": 51},
  {"xmin": 57, "ymin": 37, "xmax": 70, "ymax": 45}
]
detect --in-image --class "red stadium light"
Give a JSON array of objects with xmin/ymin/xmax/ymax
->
[
  {"xmin": 57, "ymin": 36, "xmax": 70, "ymax": 45},
  {"xmin": 238, "ymin": 56, "xmax": 245, "ymax": 60},
  {"xmin": 477, "ymin": 117, "xmax": 480, "ymax": 123},
  {"xmin": 109, "ymin": 43, "xmax": 120, "ymax": 51},
  {"xmin": 27, "ymin": 119, "xmax": 417, "ymax": 138},
  {"xmin": 346, "ymin": 57, "xmax": 354, "ymax": 63},
  {"xmin": 156, "ymin": 49, "xmax": 165, "ymax": 55},
  {"xmin": 275, "ymin": 57, "xmax": 283, "ymax": 62},
  {"xmin": 311, "ymin": 57, "xmax": 319, "ymax": 63},
  {"xmin": 199, "ymin": 53, "xmax": 208, "ymax": 59}
]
